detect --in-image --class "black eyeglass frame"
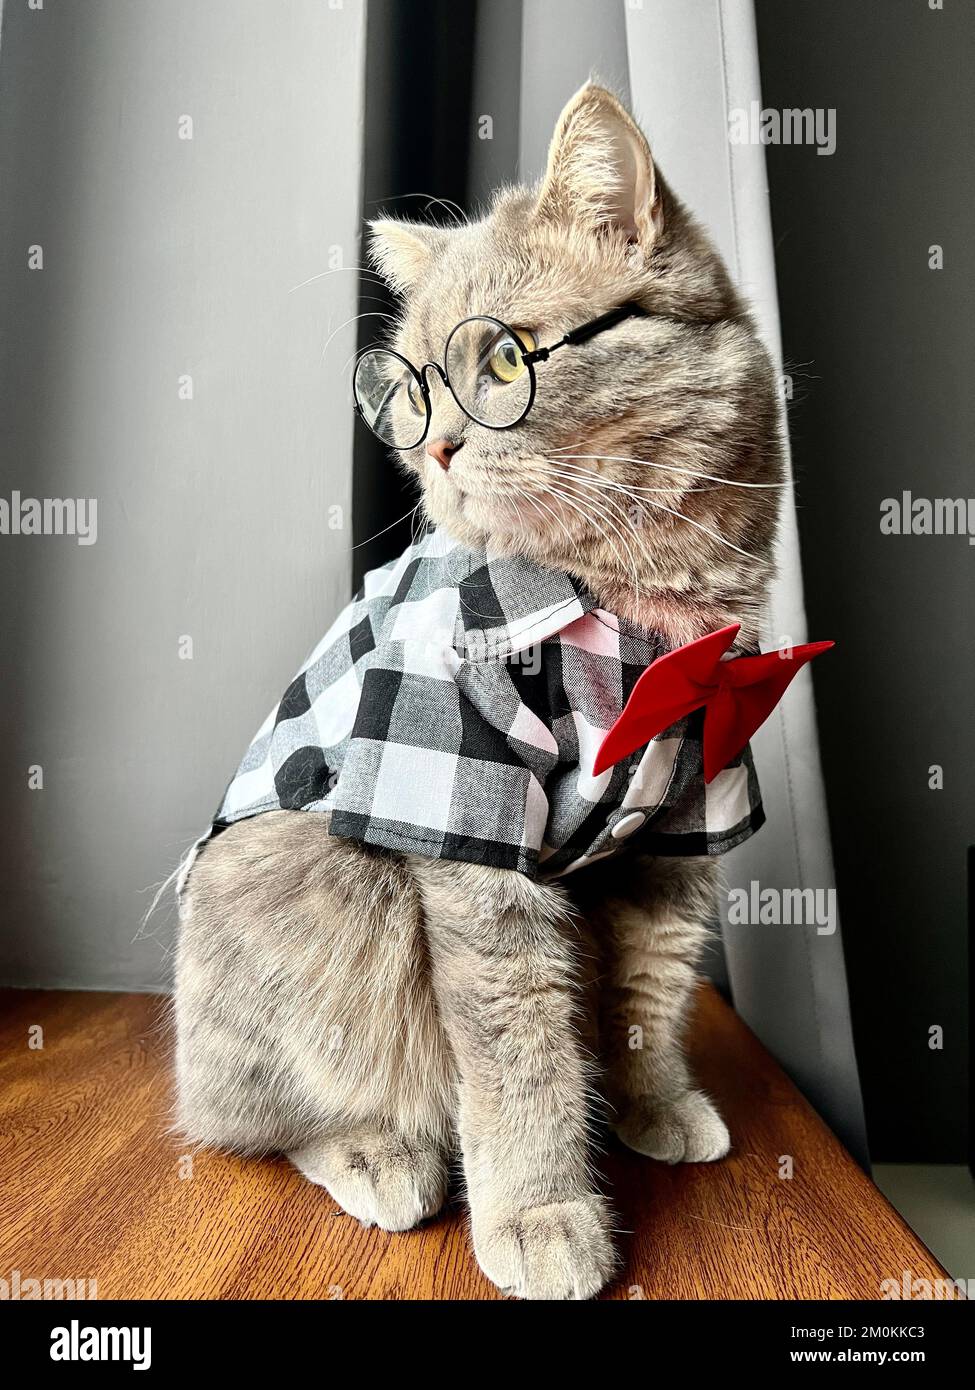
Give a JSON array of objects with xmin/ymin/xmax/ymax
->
[{"xmin": 353, "ymin": 301, "xmax": 648, "ymax": 450}]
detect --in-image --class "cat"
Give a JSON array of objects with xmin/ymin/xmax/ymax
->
[{"xmin": 173, "ymin": 83, "xmax": 782, "ymax": 1300}]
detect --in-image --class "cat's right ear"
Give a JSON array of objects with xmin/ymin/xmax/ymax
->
[
  {"xmin": 535, "ymin": 83, "xmax": 663, "ymax": 246},
  {"xmin": 367, "ymin": 219, "xmax": 447, "ymax": 295}
]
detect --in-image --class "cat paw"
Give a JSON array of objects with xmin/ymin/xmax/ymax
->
[
  {"xmin": 615, "ymin": 1090, "xmax": 730, "ymax": 1164},
  {"xmin": 473, "ymin": 1196, "xmax": 616, "ymax": 1300},
  {"xmin": 289, "ymin": 1128, "xmax": 447, "ymax": 1232}
]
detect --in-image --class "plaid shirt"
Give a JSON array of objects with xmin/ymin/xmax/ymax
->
[{"xmin": 211, "ymin": 530, "xmax": 764, "ymax": 878}]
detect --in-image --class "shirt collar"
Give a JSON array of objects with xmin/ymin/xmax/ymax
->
[{"xmin": 439, "ymin": 537, "xmax": 599, "ymax": 661}]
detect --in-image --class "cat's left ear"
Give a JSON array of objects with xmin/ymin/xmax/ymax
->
[
  {"xmin": 367, "ymin": 218, "xmax": 448, "ymax": 295},
  {"xmin": 535, "ymin": 83, "xmax": 663, "ymax": 245}
]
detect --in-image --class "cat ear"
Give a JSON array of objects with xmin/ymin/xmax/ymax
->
[
  {"xmin": 535, "ymin": 83, "xmax": 663, "ymax": 244},
  {"xmin": 367, "ymin": 218, "xmax": 447, "ymax": 294}
]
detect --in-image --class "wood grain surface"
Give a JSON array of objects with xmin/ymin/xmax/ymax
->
[{"xmin": 0, "ymin": 985, "xmax": 950, "ymax": 1300}]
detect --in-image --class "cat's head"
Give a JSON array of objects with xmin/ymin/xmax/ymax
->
[{"xmin": 363, "ymin": 83, "xmax": 782, "ymax": 639}]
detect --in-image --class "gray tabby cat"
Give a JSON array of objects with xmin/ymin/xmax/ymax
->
[{"xmin": 174, "ymin": 84, "xmax": 782, "ymax": 1299}]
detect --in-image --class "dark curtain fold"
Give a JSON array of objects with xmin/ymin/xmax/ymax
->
[
  {"xmin": 353, "ymin": 0, "xmax": 526, "ymax": 583},
  {"xmin": 354, "ymin": 0, "xmax": 482, "ymax": 582}
]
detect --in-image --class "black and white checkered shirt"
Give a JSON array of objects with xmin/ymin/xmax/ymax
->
[{"xmin": 211, "ymin": 530, "xmax": 764, "ymax": 878}]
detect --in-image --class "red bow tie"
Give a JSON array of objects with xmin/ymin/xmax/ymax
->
[{"xmin": 593, "ymin": 624, "xmax": 834, "ymax": 784}]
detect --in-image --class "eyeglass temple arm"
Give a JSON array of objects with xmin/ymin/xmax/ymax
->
[{"xmin": 523, "ymin": 302, "xmax": 648, "ymax": 364}]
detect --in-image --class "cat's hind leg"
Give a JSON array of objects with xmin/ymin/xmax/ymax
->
[
  {"xmin": 289, "ymin": 1127, "xmax": 447, "ymax": 1231},
  {"xmin": 174, "ymin": 812, "xmax": 456, "ymax": 1227}
]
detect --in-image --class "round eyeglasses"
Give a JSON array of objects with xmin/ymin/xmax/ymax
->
[{"xmin": 353, "ymin": 303, "xmax": 648, "ymax": 451}]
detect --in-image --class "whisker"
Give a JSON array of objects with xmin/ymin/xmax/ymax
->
[
  {"xmin": 410, "ymin": 502, "xmax": 428, "ymax": 548},
  {"xmin": 543, "ymin": 482, "xmax": 616, "ymax": 562},
  {"xmin": 550, "ymin": 448, "xmax": 789, "ymax": 490},
  {"xmin": 289, "ymin": 265, "xmax": 389, "ymax": 294},
  {"xmin": 545, "ymin": 462, "xmax": 712, "ymax": 497},
  {"xmin": 366, "ymin": 191, "xmax": 467, "ymax": 226},
  {"xmin": 545, "ymin": 480, "xmax": 642, "ymax": 598},
  {"xmin": 636, "ymin": 496, "xmax": 759, "ymax": 559},
  {"xmin": 548, "ymin": 466, "xmax": 729, "ymax": 526},
  {"xmin": 321, "ymin": 310, "xmax": 396, "ymax": 360},
  {"xmin": 521, "ymin": 489, "xmax": 585, "ymax": 565},
  {"xmin": 548, "ymin": 466, "xmax": 760, "ymax": 562},
  {"xmin": 579, "ymin": 485, "xmax": 643, "ymax": 589},
  {"xmin": 349, "ymin": 502, "xmax": 421, "ymax": 552}
]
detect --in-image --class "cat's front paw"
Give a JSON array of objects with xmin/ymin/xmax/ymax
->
[
  {"xmin": 473, "ymin": 1196, "xmax": 616, "ymax": 1300},
  {"xmin": 615, "ymin": 1090, "xmax": 730, "ymax": 1164}
]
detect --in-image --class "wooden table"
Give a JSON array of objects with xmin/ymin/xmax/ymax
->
[{"xmin": 0, "ymin": 984, "xmax": 949, "ymax": 1300}]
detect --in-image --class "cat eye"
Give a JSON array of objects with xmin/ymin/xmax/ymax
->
[
  {"xmin": 353, "ymin": 303, "xmax": 646, "ymax": 451},
  {"xmin": 488, "ymin": 327, "xmax": 536, "ymax": 384}
]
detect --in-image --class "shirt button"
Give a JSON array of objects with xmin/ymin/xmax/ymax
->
[{"xmin": 611, "ymin": 811, "xmax": 646, "ymax": 840}]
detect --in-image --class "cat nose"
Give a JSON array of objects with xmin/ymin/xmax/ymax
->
[{"xmin": 426, "ymin": 438, "xmax": 463, "ymax": 473}]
